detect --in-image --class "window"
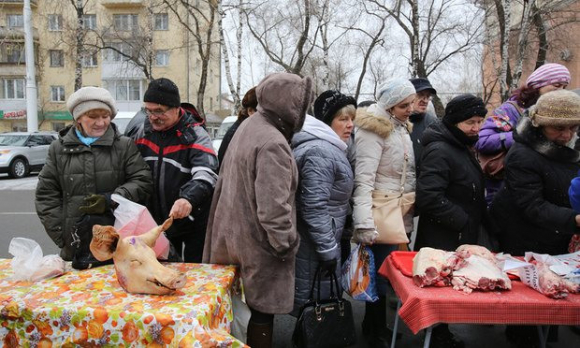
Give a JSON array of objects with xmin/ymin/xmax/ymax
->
[
  {"xmin": 82, "ymin": 14, "xmax": 97, "ymax": 30},
  {"xmin": 48, "ymin": 14, "xmax": 63, "ymax": 31},
  {"xmin": 105, "ymin": 80, "xmax": 144, "ymax": 101},
  {"xmin": 154, "ymin": 13, "xmax": 168, "ymax": 30},
  {"xmin": 155, "ymin": 50, "xmax": 169, "ymax": 66},
  {"xmin": 103, "ymin": 42, "xmax": 133, "ymax": 62},
  {"xmin": 50, "ymin": 86, "xmax": 65, "ymax": 102},
  {"xmin": 1, "ymin": 78, "xmax": 25, "ymax": 99},
  {"xmin": 7, "ymin": 14, "xmax": 24, "ymax": 28},
  {"xmin": 81, "ymin": 51, "xmax": 98, "ymax": 67},
  {"xmin": 113, "ymin": 14, "xmax": 138, "ymax": 31},
  {"xmin": 1, "ymin": 44, "xmax": 25, "ymax": 63},
  {"xmin": 49, "ymin": 50, "xmax": 64, "ymax": 67}
]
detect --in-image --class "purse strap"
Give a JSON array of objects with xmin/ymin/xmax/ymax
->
[
  {"xmin": 307, "ymin": 265, "xmax": 344, "ymax": 303},
  {"xmin": 398, "ymin": 141, "xmax": 409, "ymax": 195}
]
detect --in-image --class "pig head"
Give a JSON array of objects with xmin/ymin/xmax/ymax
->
[{"xmin": 89, "ymin": 217, "xmax": 186, "ymax": 295}]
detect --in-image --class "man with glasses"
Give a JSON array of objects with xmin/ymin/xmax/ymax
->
[
  {"xmin": 130, "ymin": 77, "xmax": 218, "ymax": 263},
  {"xmin": 409, "ymin": 77, "xmax": 439, "ymax": 168}
]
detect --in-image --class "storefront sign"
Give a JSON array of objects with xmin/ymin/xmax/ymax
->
[{"xmin": 0, "ymin": 110, "xmax": 26, "ymax": 119}]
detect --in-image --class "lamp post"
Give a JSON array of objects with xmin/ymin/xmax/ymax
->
[{"xmin": 23, "ymin": 0, "xmax": 38, "ymax": 132}]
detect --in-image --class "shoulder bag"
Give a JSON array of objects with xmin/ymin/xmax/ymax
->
[{"xmin": 292, "ymin": 267, "xmax": 357, "ymax": 348}]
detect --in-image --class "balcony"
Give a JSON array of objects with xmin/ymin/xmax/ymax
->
[
  {"xmin": 0, "ymin": 26, "xmax": 39, "ymax": 41},
  {"xmin": 0, "ymin": 0, "xmax": 38, "ymax": 7},
  {"xmin": 101, "ymin": 0, "xmax": 143, "ymax": 8}
]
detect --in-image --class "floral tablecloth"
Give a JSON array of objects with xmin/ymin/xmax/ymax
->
[{"xmin": 0, "ymin": 259, "xmax": 246, "ymax": 347}]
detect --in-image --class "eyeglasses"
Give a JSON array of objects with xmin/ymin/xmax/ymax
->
[
  {"xmin": 142, "ymin": 106, "xmax": 173, "ymax": 118},
  {"xmin": 416, "ymin": 93, "xmax": 433, "ymax": 101}
]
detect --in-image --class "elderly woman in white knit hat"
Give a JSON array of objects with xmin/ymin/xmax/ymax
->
[
  {"xmin": 35, "ymin": 86, "xmax": 153, "ymax": 268},
  {"xmin": 351, "ymin": 78, "xmax": 416, "ymax": 346}
]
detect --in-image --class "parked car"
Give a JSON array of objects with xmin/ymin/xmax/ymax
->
[
  {"xmin": 0, "ymin": 132, "xmax": 58, "ymax": 178},
  {"xmin": 112, "ymin": 111, "xmax": 141, "ymax": 134},
  {"xmin": 212, "ymin": 116, "xmax": 238, "ymax": 152}
]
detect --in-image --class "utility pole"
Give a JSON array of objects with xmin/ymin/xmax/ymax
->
[{"xmin": 23, "ymin": 0, "xmax": 38, "ymax": 132}]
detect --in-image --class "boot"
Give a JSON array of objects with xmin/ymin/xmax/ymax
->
[
  {"xmin": 364, "ymin": 296, "xmax": 401, "ymax": 348},
  {"xmin": 431, "ymin": 324, "xmax": 464, "ymax": 348},
  {"xmin": 246, "ymin": 320, "xmax": 273, "ymax": 348}
]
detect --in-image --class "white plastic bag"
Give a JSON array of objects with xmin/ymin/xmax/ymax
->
[
  {"xmin": 111, "ymin": 194, "xmax": 170, "ymax": 259},
  {"xmin": 230, "ymin": 280, "xmax": 250, "ymax": 343},
  {"xmin": 9, "ymin": 238, "xmax": 65, "ymax": 282}
]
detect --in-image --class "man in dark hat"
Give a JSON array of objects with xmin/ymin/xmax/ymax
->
[
  {"xmin": 130, "ymin": 77, "xmax": 218, "ymax": 262},
  {"xmin": 409, "ymin": 77, "xmax": 438, "ymax": 167}
]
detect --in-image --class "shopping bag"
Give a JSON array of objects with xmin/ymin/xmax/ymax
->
[
  {"xmin": 371, "ymin": 191, "xmax": 414, "ymax": 244},
  {"xmin": 293, "ymin": 268, "xmax": 357, "ymax": 348},
  {"xmin": 71, "ymin": 211, "xmax": 115, "ymax": 269},
  {"xmin": 341, "ymin": 244, "xmax": 378, "ymax": 302},
  {"xmin": 111, "ymin": 194, "xmax": 170, "ymax": 259}
]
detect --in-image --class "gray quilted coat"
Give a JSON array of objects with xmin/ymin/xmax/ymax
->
[{"xmin": 291, "ymin": 115, "xmax": 354, "ymax": 314}]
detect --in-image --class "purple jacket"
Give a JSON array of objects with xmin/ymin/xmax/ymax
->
[{"xmin": 475, "ymin": 99, "xmax": 523, "ymax": 154}]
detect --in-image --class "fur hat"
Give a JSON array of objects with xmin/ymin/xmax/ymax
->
[
  {"xmin": 529, "ymin": 89, "xmax": 580, "ymax": 126},
  {"xmin": 443, "ymin": 94, "xmax": 487, "ymax": 125},
  {"xmin": 526, "ymin": 63, "xmax": 571, "ymax": 90},
  {"xmin": 67, "ymin": 86, "xmax": 117, "ymax": 120},
  {"xmin": 144, "ymin": 78, "xmax": 180, "ymax": 107},
  {"xmin": 375, "ymin": 79, "xmax": 416, "ymax": 111},
  {"xmin": 313, "ymin": 90, "xmax": 357, "ymax": 125}
]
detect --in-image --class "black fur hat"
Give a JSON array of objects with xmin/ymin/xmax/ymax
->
[{"xmin": 313, "ymin": 90, "xmax": 357, "ymax": 125}]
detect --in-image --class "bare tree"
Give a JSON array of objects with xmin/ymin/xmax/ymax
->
[{"xmin": 220, "ymin": 0, "xmax": 245, "ymax": 113}]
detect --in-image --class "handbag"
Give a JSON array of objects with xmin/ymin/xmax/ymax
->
[
  {"xmin": 293, "ymin": 267, "xmax": 357, "ymax": 348},
  {"xmin": 371, "ymin": 151, "xmax": 414, "ymax": 244},
  {"xmin": 71, "ymin": 212, "xmax": 115, "ymax": 270}
]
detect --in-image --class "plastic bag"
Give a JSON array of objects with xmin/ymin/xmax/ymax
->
[
  {"xmin": 111, "ymin": 194, "xmax": 170, "ymax": 259},
  {"xmin": 341, "ymin": 244, "xmax": 378, "ymax": 302},
  {"xmin": 9, "ymin": 237, "xmax": 66, "ymax": 282}
]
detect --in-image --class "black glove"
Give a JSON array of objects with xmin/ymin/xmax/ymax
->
[
  {"xmin": 78, "ymin": 194, "xmax": 108, "ymax": 215},
  {"xmin": 319, "ymin": 259, "xmax": 337, "ymax": 277}
]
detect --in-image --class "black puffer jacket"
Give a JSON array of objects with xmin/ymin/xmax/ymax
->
[
  {"xmin": 131, "ymin": 108, "xmax": 219, "ymax": 238},
  {"xmin": 490, "ymin": 117, "xmax": 580, "ymax": 255},
  {"xmin": 414, "ymin": 121, "xmax": 487, "ymax": 251},
  {"xmin": 291, "ymin": 115, "xmax": 354, "ymax": 314},
  {"xmin": 35, "ymin": 124, "xmax": 153, "ymax": 260}
]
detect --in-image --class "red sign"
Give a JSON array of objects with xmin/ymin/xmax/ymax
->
[{"xmin": 2, "ymin": 110, "xmax": 27, "ymax": 119}]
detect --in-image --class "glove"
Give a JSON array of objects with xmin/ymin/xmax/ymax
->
[
  {"xmin": 78, "ymin": 194, "xmax": 108, "ymax": 215},
  {"xmin": 352, "ymin": 228, "xmax": 378, "ymax": 245},
  {"xmin": 318, "ymin": 259, "xmax": 337, "ymax": 277}
]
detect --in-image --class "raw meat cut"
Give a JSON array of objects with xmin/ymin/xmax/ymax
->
[
  {"xmin": 412, "ymin": 247, "xmax": 459, "ymax": 287},
  {"xmin": 451, "ymin": 255, "xmax": 512, "ymax": 293},
  {"xmin": 535, "ymin": 261, "xmax": 580, "ymax": 299},
  {"xmin": 455, "ymin": 244, "xmax": 496, "ymax": 263}
]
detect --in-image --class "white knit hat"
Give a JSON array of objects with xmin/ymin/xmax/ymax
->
[
  {"xmin": 375, "ymin": 78, "xmax": 416, "ymax": 110},
  {"xmin": 67, "ymin": 86, "xmax": 117, "ymax": 120}
]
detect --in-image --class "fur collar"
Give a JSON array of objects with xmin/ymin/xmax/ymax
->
[
  {"xmin": 354, "ymin": 104, "xmax": 412, "ymax": 138},
  {"xmin": 515, "ymin": 117, "xmax": 580, "ymax": 163}
]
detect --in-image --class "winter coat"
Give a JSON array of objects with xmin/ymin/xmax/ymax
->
[
  {"xmin": 203, "ymin": 73, "xmax": 313, "ymax": 314},
  {"xmin": 35, "ymin": 124, "xmax": 153, "ymax": 260},
  {"xmin": 410, "ymin": 110, "xmax": 438, "ymax": 168},
  {"xmin": 130, "ymin": 108, "xmax": 218, "ymax": 240},
  {"xmin": 352, "ymin": 104, "xmax": 416, "ymax": 233},
  {"xmin": 291, "ymin": 115, "xmax": 353, "ymax": 313},
  {"xmin": 414, "ymin": 121, "xmax": 487, "ymax": 251},
  {"xmin": 475, "ymin": 99, "xmax": 524, "ymax": 154},
  {"xmin": 217, "ymin": 118, "xmax": 242, "ymax": 171},
  {"xmin": 490, "ymin": 117, "xmax": 580, "ymax": 256}
]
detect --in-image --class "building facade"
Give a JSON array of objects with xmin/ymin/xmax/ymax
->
[{"xmin": 0, "ymin": 0, "xmax": 221, "ymax": 132}]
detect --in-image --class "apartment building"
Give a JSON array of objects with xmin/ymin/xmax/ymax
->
[{"xmin": 0, "ymin": 0, "xmax": 221, "ymax": 132}]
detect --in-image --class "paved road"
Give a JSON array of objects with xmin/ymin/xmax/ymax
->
[{"xmin": 0, "ymin": 175, "xmax": 577, "ymax": 347}]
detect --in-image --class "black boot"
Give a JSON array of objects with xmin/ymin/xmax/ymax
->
[
  {"xmin": 247, "ymin": 320, "xmax": 273, "ymax": 348},
  {"xmin": 364, "ymin": 296, "xmax": 401, "ymax": 348}
]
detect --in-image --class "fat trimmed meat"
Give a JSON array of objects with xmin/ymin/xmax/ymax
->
[
  {"xmin": 412, "ymin": 247, "xmax": 459, "ymax": 287},
  {"xmin": 451, "ymin": 254, "xmax": 512, "ymax": 293},
  {"xmin": 535, "ymin": 261, "xmax": 579, "ymax": 299}
]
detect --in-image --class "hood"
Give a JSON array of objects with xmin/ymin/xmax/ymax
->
[
  {"xmin": 255, "ymin": 72, "xmax": 314, "ymax": 140},
  {"xmin": 354, "ymin": 103, "xmax": 412, "ymax": 138},
  {"xmin": 292, "ymin": 115, "xmax": 347, "ymax": 152},
  {"xmin": 420, "ymin": 121, "xmax": 466, "ymax": 149},
  {"xmin": 514, "ymin": 117, "xmax": 580, "ymax": 163}
]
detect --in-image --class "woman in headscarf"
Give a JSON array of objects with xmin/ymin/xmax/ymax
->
[
  {"xmin": 476, "ymin": 63, "xmax": 571, "ymax": 204},
  {"xmin": 351, "ymin": 78, "xmax": 416, "ymax": 347}
]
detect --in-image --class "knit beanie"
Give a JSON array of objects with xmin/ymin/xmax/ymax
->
[
  {"xmin": 443, "ymin": 94, "xmax": 487, "ymax": 125},
  {"xmin": 313, "ymin": 90, "xmax": 357, "ymax": 125},
  {"xmin": 529, "ymin": 89, "xmax": 580, "ymax": 126},
  {"xmin": 67, "ymin": 86, "xmax": 117, "ymax": 120},
  {"xmin": 375, "ymin": 79, "xmax": 416, "ymax": 111},
  {"xmin": 144, "ymin": 78, "xmax": 180, "ymax": 107},
  {"xmin": 526, "ymin": 63, "xmax": 571, "ymax": 90}
]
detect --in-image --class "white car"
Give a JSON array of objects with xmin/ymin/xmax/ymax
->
[
  {"xmin": 111, "ymin": 111, "xmax": 141, "ymax": 134},
  {"xmin": 212, "ymin": 116, "xmax": 238, "ymax": 152},
  {"xmin": 0, "ymin": 132, "xmax": 58, "ymax": 178}
]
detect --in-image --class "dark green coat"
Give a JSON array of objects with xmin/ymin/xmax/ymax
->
[{"xmin": 35, "ymin": 124, "xmax": 153, "ymax": 260}]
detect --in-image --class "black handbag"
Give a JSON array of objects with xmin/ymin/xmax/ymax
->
[
  {"xmin": 71, "ymin": 212, "xmax": 115, "ymax": 270},
  {"xmin": 292, "ymin": 267, "xmax": 357, "ymax": 348}
]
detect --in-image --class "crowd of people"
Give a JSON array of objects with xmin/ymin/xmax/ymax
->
[{"xmin": 34, "ymin": 62, "xmax": 580, "ymax": 348}]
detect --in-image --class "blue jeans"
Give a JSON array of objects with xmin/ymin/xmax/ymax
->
[{"xmin": 370, "ymin": 243, "xmax": 398, "ymax": 295}]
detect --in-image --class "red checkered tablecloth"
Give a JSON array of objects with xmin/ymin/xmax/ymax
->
[{"xmin": 380, "ymin": 252, "xmax": 580, "ymax": 334}]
